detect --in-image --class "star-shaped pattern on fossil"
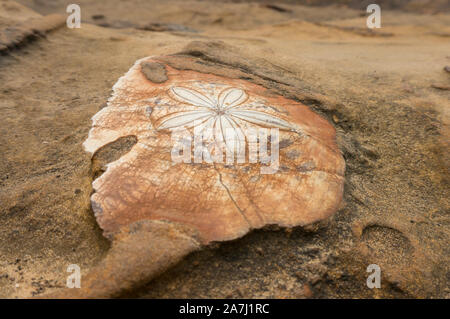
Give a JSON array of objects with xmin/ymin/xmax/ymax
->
[{"xmin": 154, "ymin": 86, "xmax": 295, "ymax": 151}]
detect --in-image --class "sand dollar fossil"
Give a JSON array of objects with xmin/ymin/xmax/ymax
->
[{"xmin": 83, "ymin": 56, "xmax": 345, "ymax": 243}]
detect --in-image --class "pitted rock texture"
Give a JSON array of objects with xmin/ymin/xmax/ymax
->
[{"xmin": 83, "ymin": 57, "xmax": 345, "ymax": 244}]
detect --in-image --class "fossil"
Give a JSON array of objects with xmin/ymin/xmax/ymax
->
[
  {"xmin": 157, "ymin": 85, "xmax": 294, "ymax": 133},
  {"xmin": 156, "ymin": 85, "xmax": 296, "ymax": 167},
  {"xmin": 83, "ymin": 56, "xmax": 345, "ymax": 244}
]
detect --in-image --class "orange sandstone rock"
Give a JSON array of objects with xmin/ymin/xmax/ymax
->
[{"xmin": 83, "ymin": 56, "xmax": 345, "ymax": 244}]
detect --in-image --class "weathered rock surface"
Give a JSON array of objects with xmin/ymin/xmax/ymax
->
[
  {"xmin": 0, "ymin": 0, "xmax": 449, "ymax": 298},
  {"xmin": 83, "ymin": 56, "xmax": 344, "ymax": 245},
  {"xmin": 0, "ymin": 0, "xmax": 65, "ymax": 53}
]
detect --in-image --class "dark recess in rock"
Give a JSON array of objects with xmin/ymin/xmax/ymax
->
[
  {"xmin": 91, "ymin": 135, "xmax": 138, "ymax": 179},
  {"xmin": 138, "ymin": 23, "xmax": 197, "ymax": 33}
]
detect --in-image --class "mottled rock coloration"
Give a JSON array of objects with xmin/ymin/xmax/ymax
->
[{"xmin": 83, "ymin": 56, "xmax": 345, "ymax": 244}]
